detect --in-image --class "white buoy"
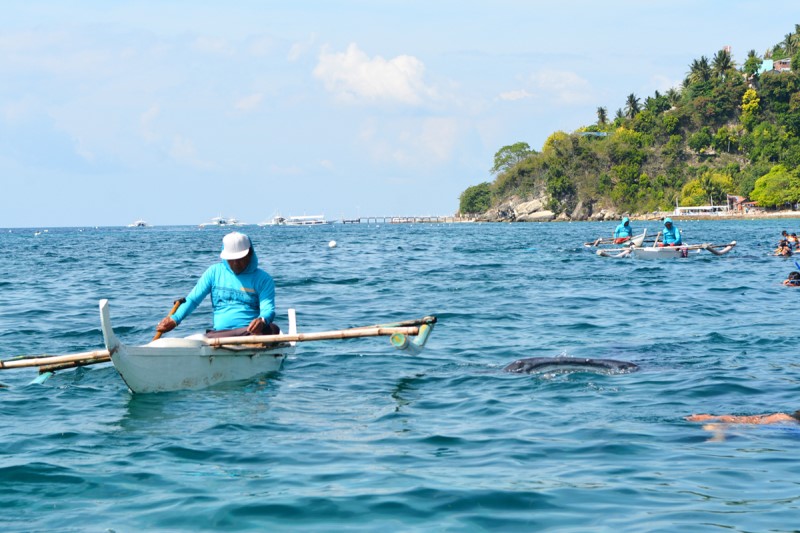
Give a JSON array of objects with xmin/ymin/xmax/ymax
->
[{"xmin": 328, "ymin": 240, "xmax": 337, "ymax": 248}]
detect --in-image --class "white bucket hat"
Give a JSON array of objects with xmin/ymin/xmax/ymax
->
[{"xmin": 220, "ymin": 232, "xmax": 251, "ymax": 260}]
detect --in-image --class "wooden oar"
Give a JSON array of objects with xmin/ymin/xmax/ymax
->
[{"xmin": 153, "ymin": 298, "xmax": 186, "ymax": 341}]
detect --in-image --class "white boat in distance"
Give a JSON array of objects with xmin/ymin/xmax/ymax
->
[
  {"xmin": 283, "ymin": 215, "xmax": 330, "ymax": 226},
  {"xmin": 198, "ymin": 216, "xmax": 246, "ymax": 228},
  {"xmin": 127, "ymin": 220, "xmax": 149, "ymax": 228},
  {"xmin": 259, "ymin": 215, "xmax": 286, "ymax": 226}
]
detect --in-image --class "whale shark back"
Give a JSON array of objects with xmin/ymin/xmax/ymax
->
[{"xmin": 503, "ymin": 357, "xmax": 639, "ymax": 375}]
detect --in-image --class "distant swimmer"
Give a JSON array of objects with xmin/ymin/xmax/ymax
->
[
  {"xmin": 686, "ymin": 412, "xmax": 800, "ymax": 424},
  {"xmin": 686, "ymin": 411, "xmax": 800, "ymax": 441},
  {"xmin": 613, "ymin": 217, "xmax": 634, "ymax": 244},
  {"xmin": 784, "ymin": 271, "xmax": 800, "ymax": 286},
  {"xmin": 775, "ymin": 241, "xmax": 793, "ymax": 257}
]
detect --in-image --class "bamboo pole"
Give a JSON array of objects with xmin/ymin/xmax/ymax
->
[
  {"xmin": 0, "ymin": 349, "xmax": 111, "ymax": 370},
  {"xmin": 205, "ymin": 325, "xmax": 423, "ymax": 347},
  {"xmin": 2, "ymin": 322, "xmax": 435, "ymax": 371},
  {"xmin": 39, "ymin": 355, "xmax": 111, "ymax": 373}
]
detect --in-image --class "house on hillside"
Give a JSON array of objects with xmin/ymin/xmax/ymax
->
[{"xmin": 775, "ymin": 58, "xmax": 792, "ymax": 72}]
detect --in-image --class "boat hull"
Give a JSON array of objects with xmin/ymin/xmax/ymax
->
[
  {"xmin": 100, "ymin": 300, "xmax": 295, "ymax": 393},
  {"xmin": 111, "ymin": 339, "xmax": 291, "ymax": 393}
]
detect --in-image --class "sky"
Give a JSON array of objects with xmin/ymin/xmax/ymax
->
[{"xmin": 1, "ymin": 1, "xmax": 798, "ymax": 227}]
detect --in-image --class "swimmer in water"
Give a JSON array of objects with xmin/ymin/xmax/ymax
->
[
  {"xmin": 686, "ymin": 412, "xmax": 800, "ymax": 424},
  {"xmin": 784, "ymin": 271, "xmax": 800, "ymax": 286},
  {"xmin": 686, "ymin": 411, "xmax": 800, "ymax": 441}
]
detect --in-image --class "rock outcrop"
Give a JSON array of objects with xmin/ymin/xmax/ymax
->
[{"xmin": 477, "ymin": 195, "xmax": 621, "ymax": 222}]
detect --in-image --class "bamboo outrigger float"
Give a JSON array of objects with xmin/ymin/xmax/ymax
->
[{"xmin": 1, "ymin": 300, "xmax": 437, "ymax": 394}]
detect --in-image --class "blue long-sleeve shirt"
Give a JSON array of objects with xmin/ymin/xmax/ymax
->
[
  {"xmin": 170, "ymin": 249, "xmax": 275, "ymax": 330},
  {"xmin": 613, "ymin": 217, "xmax": 633, "ymax": 238},
  {"xmin": 662, "ymin": 218, "xmax": 682, "ymax": 245}
]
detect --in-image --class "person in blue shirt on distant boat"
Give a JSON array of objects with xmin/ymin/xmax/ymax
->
[
  {"xmin": 660, "ymin": 218, "xmax": 682, "ymax": 246},
  {"xmin": 156, "ymin": 232, "xmax": 280, "ymax": 338},
  {"xmin": 613, "ymin": 217, "xmax": 634, "ymax": 244}
]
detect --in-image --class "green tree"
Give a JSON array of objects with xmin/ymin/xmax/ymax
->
[
  {"xmin": 687, "ymin": 127, "xmax": 713, "ymax": 152},
  {"xmin": 743, "ymin": 49, "xmax": 762, "ymax": 77},
  {"xmin": 491, "ymin": 142, "xmax": 534, "ymax": 174},
  {"xmin": 688, "ymin": 56, "xmax": 711, "ymax": 84},
  {"xmin": 624, "ymin": 93, "xmax": 641, "ymax": 119},
  {"xmin": 597, "ymin": 106, "xmax": 608, "ymax": 126},
  {"xmin": 458, "ymin": 182, "xmax": 492, "ymax": 214},
  {"xmin": 749, "ymin": 165, "xmax": 800, "ymax": 207},
  {"xmin": 712, "ymin": 49, "xmax": 734, "ymax": 80},
  {"xmin": 741, "ymin": 88, "xmax": 760, "ymax": 130}
]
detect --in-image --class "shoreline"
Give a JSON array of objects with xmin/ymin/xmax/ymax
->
[{"xmin": 634, "ymin": 210, "xmax": 800, "ymax": 222}]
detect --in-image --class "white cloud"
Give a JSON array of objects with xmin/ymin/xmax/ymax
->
[
  {"xmin": 170, "ymin": 134, "xmax": 214, "ymax": 170},
  {"xmin": 358, "ymin": 117, "xmax": 459, "ymax": 166},
  {"xmin": 269, "ymin": 163, "xmax": 302, "ymax": 175},
  {"xmin": 193, "ymin": 36, "xmax": 233, "ymax": 56},
  {"xmin": 288, "ymin": 33, "xmax": 317, "ymax": 62},
  {"xmin": 498, "ymin": 89, "xmax": 534, "ymax": 101},
  {"xmin": 528, "ymin": 69, "xmax": 593, "ymax": 106},
  {"xmin": 248, "ymin": 35, "xmax": 275, "ymax": 57},
  {"xmin": 140, "ymin": 105, "xmax": 160, "ymax": 142},
  {"xmin": 650, "ymin": 74, "xmax": 681, "ymax": 93},
  {"xmin": 313, "ymin": 43, "xmax": 435, "ymax": 105},
  {"xmin": 320, "ymin": 159, "xmax": 334, "ymax": 169},
  {"xmin": 235, "ymin": 93, "xmax": 263, "ymax": 112}
]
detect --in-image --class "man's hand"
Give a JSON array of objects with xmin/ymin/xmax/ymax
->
[
  {"xmin": 247, "ymin": 317, "xmax": 267, "ymax": 334},
  {"xmin": 157, "ymin": 316, "xmax": 177, "ymax": 333}
]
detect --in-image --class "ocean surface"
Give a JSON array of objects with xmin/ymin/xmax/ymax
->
[{"xmin": 1, "ymin": 219, "xmax": 799, "ymax": 532}]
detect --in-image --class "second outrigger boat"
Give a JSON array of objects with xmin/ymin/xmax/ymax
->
[
  {"xmin": 585, "ymin": 230, "xmax": 648, "ymax": 248},
  {"xmin": 596, "ymin": 240, "xmax": 737, "ymax": 259}
]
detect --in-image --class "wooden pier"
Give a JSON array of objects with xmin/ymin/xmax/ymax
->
[{"xmin": 340, "ymin": 215, "xmax": 475, "ymax": 224}]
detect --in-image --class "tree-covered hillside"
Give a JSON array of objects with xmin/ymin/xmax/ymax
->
[{"xmin": 459, "ymin": 27, "xmax": 800, "ymax": 218}]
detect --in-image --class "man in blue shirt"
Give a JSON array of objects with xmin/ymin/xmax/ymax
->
[
  {"xmin": 156, "ymin": 232, "xmax": 279, "ymax": 337},
  {"xmin": 613, "ymin": 217, "xmax": 633, "ymax": 244},
  {"xmin": 660, "ymin": 218, "xmax": 682, "ymax": 246}
]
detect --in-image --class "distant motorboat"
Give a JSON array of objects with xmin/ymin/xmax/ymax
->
[
  {"xmin": 127, "ymin": 220, "xmax": 150, "ymax": 228},
  {"xmin": 259, "ymin": 215, "xmax": 286, "ymax": 226},
  {"xmin": 199, "ymin": 216, "xmax": 245, "ymax": 228},
  {"xmin": 283, "ymin": 215, "xmax": 330, "ymax": 226}
]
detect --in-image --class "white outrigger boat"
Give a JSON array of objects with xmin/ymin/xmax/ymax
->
[
  {"xmin": 596, "ymin": 240, "xmax": 737, "ymax": 259},
  {"xmin": 100, "ymin": 300, "xmax": 295, "ymax": 393},
  {"xmin": 0, "ymin": 300, "xmax": 437, "ymax": 394}
]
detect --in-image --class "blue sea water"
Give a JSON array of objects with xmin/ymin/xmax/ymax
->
[{"xmin": 1, "ymin": 220, "xmax": 799, "ymax": 532}]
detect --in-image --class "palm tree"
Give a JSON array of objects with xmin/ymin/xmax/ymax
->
[
  {"xmin": 743, "ymin": 49, "xmax": 762, "ymax": 77},
  {"xmin": 665, "ymin": 88, "xmax": 680, "ymax": 106},
  {"xmin": 615, "ymin": 108, "xmax": 624, "ymax": 120},
  {"xmin": 712, "ymin": 49, "xmax": 734, "ymax": 80},
  {"xmin": 624, "ymin": 93, "xmax": 640, "ymax": 119},
  {"xmin": 782, "ymin": 33, "xmax": 795, "ymax": 56},
  {"xmin": 596, "ymin": 106, "xmax": 608, "ymax": 125},
  {"xmin": 687, "ymin": 56, "xmax": 711, "ymax": 84}
]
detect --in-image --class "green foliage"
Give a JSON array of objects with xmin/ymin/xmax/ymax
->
[
  {"xmin": 491, "ymin": 142, "xmax": 535, "ymax": 174},
  {"xmin": 459, "ymin": 27, "xmax": 800, "ymax": 217},
  {"xmin": 688, "ymin": 127, "xmax": 712, "ymax": 152},
  {"xmin": 458, "ymin": 182, "xmax": 493, "ymax": 214},
  {"xmin": 750, "ymin": 165, "xmax": 800, "ymax": 207},
  {"xmin": 680, "ymin": 172, "xmax": 734, "ymax": 205}
]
